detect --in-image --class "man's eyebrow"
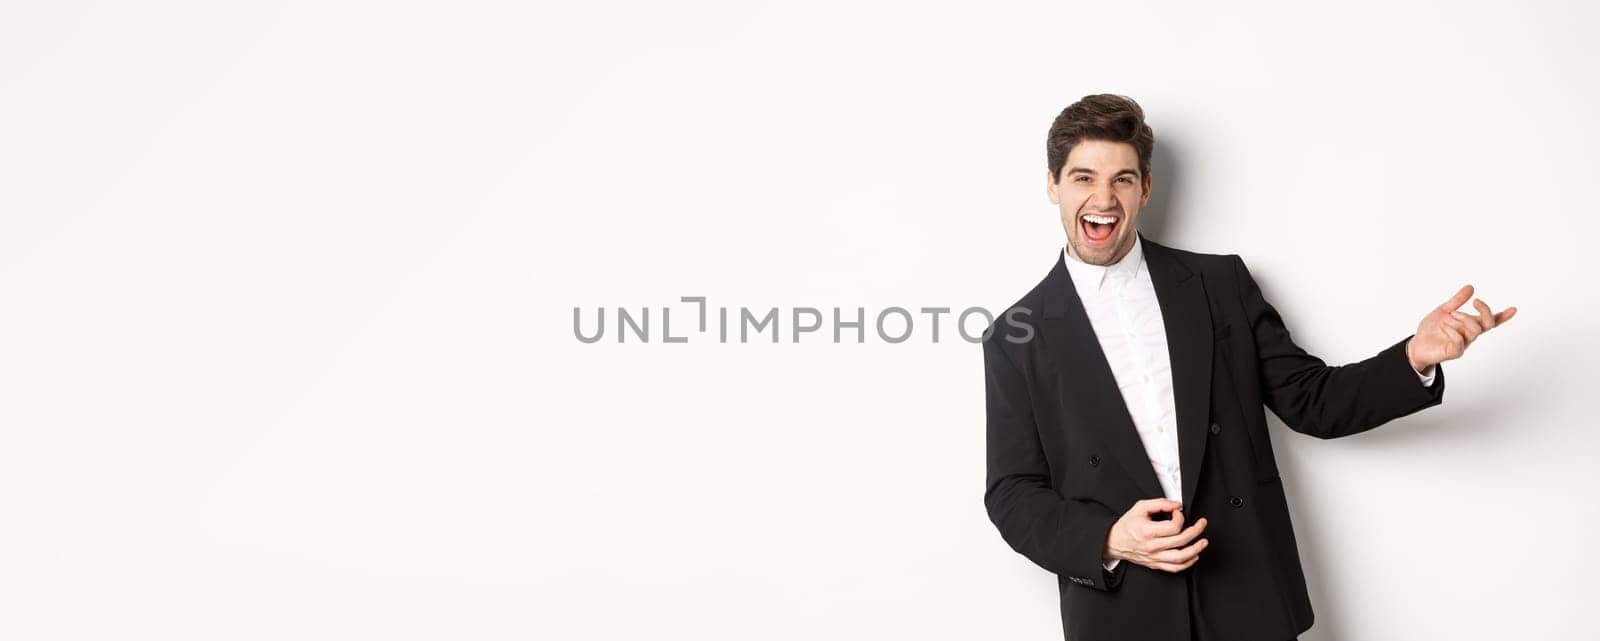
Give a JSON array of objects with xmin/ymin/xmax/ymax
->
[{"xmin": 1066, "ymin": 167, "xmax": 1141, "ymax": 178}]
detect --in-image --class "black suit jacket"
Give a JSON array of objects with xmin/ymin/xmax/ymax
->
[{"xmin": 982, "ymin": 234, "xmax": 1445, "ymax": 641}]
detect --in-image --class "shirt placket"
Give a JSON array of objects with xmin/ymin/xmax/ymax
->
[{"xmin": 1114, "ymin": 266, "xmax": 1181, "ymax": 499}]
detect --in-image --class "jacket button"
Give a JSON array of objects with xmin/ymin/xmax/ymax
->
[
  {"xmin": 1088, "ymin": 455, "xmax": 1101, "ymax": 467},
  {"xmin": 1229, "ymin": 496, "xmax": 1244, "ymax": 508},
  {"xmin": 1210, "ymin": 423, "xmax": 1221, "ymax": 435}
]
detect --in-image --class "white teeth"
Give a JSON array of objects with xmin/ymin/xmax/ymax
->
[{"xmin": 1083, "ymin": 214, "xmax": 1117, "ymax": 225}]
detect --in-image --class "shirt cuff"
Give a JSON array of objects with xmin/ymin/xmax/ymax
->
[
  {"xmin": 1416, "ymin": 364, "xmax": 1436, "ymax": 387},
  {"xmin": 1103, "ymin": 558, "xmax": 1120, "ymax": 571}
]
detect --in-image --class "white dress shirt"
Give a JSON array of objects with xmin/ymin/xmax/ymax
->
[{"xmin": 1063, "ymin": 236, "xmax": 1436, "ymax": 572}]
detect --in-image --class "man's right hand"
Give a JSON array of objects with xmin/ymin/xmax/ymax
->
[{"xmin": 1104, "ymin": 498, "xmax": 1209, "ymax": 573}]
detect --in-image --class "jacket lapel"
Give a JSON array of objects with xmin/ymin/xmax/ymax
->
[
  {"xmin": 1039, "ymin": 249, "xmax": 1165, "ymax": 501},
  {"xmin": 1039, "ymin": 234, "xmax": 1214, "ymax": 508},
  {"xmin": 1143, "ymin": 236, "xmax": 1214, "ymax": 508}
]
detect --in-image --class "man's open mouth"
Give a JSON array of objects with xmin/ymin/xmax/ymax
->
[{"xmin": 1080, "ymin": 213, "xmax": 1119, "ymax": 245}]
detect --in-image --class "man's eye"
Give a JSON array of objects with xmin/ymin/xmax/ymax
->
[
  {"xmin": 1116, "ymin": 177, "xmax": 1132, "ymax": 184},
  {"xmin": 1075, "ymin": 176, "xmax": 1090, "ymax": 182}
]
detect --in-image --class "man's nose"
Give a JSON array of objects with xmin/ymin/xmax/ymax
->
[{"xmin": 1088, "ymin": 183, "xmax": 1119, "ymax": 211}]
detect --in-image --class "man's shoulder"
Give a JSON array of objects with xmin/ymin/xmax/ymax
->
[{"xmin": 1144, "ymin": 238, "xmax": 1247, "ymax": 280}]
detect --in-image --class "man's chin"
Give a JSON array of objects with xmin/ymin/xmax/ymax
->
[{"xmin": 1072, "ymin": 237, "xmax": 1123, "ymax": 266}]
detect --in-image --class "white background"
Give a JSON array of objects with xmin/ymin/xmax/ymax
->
[{"xmin": 3, "ymin": 1, "xmax": 1596, "ymax": 639}]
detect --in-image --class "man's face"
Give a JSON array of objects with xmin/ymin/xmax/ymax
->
[{"xmin": 1046, "ymin": 138, "xmax": 1152, "ymax": 266}]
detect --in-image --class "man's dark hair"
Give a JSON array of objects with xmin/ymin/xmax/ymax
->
[{"xmin": 1046, "ymin": 94, "xmax": 1154, "ymax": 184}]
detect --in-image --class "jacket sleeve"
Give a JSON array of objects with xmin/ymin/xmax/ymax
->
[
  {"xmin": 982, "ymin": 334, "xmax": 1126, "ymax": 591},
  {"xmin": 1231, "ymin": 254, "xmax": 1446, "ymax": 439}
]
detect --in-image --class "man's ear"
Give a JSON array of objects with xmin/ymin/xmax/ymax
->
[
  {"xmin": 1045, "ymin": 169, "xmax": 1061, "ymax": 205},
  {"xmin": 1139, "ymin": 172, "xmax": 1153, "ymax": 206}
]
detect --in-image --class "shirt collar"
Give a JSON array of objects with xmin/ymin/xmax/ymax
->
[{"xmin": 1061, "ymin": 234, "xmax": 1145, "ymax": 296}]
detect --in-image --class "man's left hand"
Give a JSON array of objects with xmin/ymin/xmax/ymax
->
[{"xmin": 1406, "ymin": 284, "xmax": 1516, "ymax": 375}]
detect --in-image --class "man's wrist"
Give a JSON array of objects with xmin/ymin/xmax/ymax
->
[{"xmin": 1405, "ymin": 337, "xmax": 1434, "ymax": 375}]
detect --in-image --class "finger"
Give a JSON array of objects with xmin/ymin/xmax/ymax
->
[
  {"xmin": 1439, "ymin": 322, "xmax": 1469, "ymax": 350},
  {"xmin": 1132, "ymin": 498, "xmax": 1182, "ymax": 516},
  {"xmin": 1448, "ymin": 312, "xmax": 1483, "ymax": 342},
  {"xmin": 1472, "ymin": 299, "xmax": 1496, "ymax": 330},
  {"xmin": 1153, "ymin": 537, "xmax": 1209, "ymax": 564},
  {"xmin": 1147, "ymin": 517, "xmax": 1208, "ymax": 552},
  {"xmin": 1494, "ymin": 306, "xmax": 1517, "ymax": 325},
  {"xmin": 1153, "ymin": 539, "xmax": 1207, "ymax": 564},
  {"xmin": 1156, "ymin": 508, "xmax": 1185, "ymax": 537},
  {"xmin": 1439, "ymin": 284, "xmax": 1473, "ymax": 312},
  {"xmin": 1140, "ymin": 510, "xmax": 1183, "ymax": 539},
  {"xmin": 1150, "ymin": 555, "xmax": 1200, "ymax": 574},
  {"xmin": 1148, "ymin": 517, "xmax": 1208, "ymax": 551},
  {"xmin": 1444, "ymin": 316, "xmax": 1477, "ymax": 347}
]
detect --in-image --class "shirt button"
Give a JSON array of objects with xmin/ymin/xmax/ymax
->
[
  {"xmin": 1210, "ymin": 423, "xmax": 1221, "ymax": 435},
  {"xmin": 1230, "ymin": 496, "xmax": 1245, "ymax": 508},
  {"xmin": 1089, "ymin": 455, "xmax": 1101, "ymax": 467}
]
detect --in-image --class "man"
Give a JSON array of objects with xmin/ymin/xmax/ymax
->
[{"xmin": 981, "ymin": 94, "xmax": 1515, "ymax": 641}]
